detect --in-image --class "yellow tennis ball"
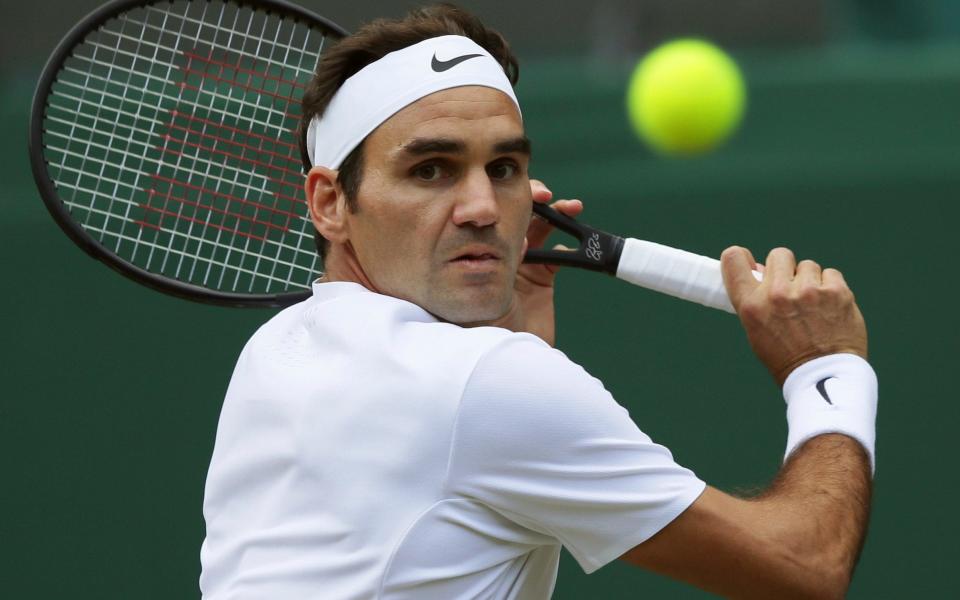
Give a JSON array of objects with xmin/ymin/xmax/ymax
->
[{"xmin": 626, "ymin": 39, "xmax": 746, "ymax": 156}]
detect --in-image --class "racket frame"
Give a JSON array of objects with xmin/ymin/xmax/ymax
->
[
  {"xmin": 29, "ymin": 0, "xmax": 347, "ymax": 307},
  {"xmin": 524, "ymin": 202, "xmax": 625, "ymax": 274}
]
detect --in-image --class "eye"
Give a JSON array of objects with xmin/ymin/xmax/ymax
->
[
  {"xmin": 413, "ymin": 163, "xmax": 447, "ymax": 182},
  {"xmin": 487, "ymin": 161, "xmax": 518, "ymax": 180}
]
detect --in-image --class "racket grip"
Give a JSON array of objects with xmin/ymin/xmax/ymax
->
[{"xmin": 615, "ymin": 238, "xmax": 761, "ymax": 313}]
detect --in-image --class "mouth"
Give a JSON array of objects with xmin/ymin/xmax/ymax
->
[{"xmin": 449, "ymin": 247, "xmax": 502, "ymax": 269}]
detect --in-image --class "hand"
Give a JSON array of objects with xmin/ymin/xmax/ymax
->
[
  {"xmin": 721, "ymin": 246, "xmax": 868, "ymax": 385},
  {"xmin": 492, "ymin": 179, "xmax": 582, "ymax": 346}
]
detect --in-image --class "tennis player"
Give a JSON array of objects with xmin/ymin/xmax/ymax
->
[{"xmin": 200, "ymin": 5, "xmax": 877, "ymax": 599}]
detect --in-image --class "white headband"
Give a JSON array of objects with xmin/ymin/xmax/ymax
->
[{"xmin": 306, "ymin": 35, "xmax": 521, "ymax": 169}]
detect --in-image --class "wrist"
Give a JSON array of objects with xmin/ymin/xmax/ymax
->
[{"xmin": 782, "ymin": 353, "xmax": 878, "ymax": 473}]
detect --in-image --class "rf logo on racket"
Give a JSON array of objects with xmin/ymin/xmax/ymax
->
[{"xmin": 585, "ymin": 233, "xmax": 603, "ymax": 261}]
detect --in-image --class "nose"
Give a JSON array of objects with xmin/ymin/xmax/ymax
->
[{"xmin": 451, "ymin": 168, "xmax": 499, "ymax": 228}]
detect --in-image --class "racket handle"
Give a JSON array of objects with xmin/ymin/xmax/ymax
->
[{"xmin": 615, "ymin": 238, "xmax": 762, "ymax": 313}]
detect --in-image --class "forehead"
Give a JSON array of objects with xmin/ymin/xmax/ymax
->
[{"xmin": 367, "ymin": 86, "xmax": 523, "ymax": 153}]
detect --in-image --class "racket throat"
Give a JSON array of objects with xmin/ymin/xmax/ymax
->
[{"xmin": 524, "ymin": 203, "xmax": 625, "ymax": 274}]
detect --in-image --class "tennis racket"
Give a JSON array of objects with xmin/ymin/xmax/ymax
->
[
  {"xmin": 30, "ymin": 0, "xmax": 344, "ymax": 307},
  {"xmin": 526, "ymin": 203, "xmax": 757, "ymax": 313},
  {"xmin": 31, "ymin": 0, "xmax": 753, "ymax": 312}
]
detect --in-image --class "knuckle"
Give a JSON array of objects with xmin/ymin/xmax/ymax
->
[
  {"xmin": 798, "ymin": 284, "xmax": 820, "ymax": 304},
  {"xmin": 769, "ymin": 286, "xmax": 793, "ymax": 309},
  {"xmin": 738, "ymin": 299, "xmax": 765, "ymax": 324},
  {"xmin": 840, "ymin": 286, "xmax": 856, "ymax": 305},
  {"xmin": 821, "ymin": 278, "xmax": 843, "ymax": 293},
  {"xmin": 824, "ymin": 282, "xmax": 855, "ymax": 305}
]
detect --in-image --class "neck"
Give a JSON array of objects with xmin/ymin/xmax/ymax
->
[{"xmin": 319, "ymin": 242, "xmax": 377, "ymax": 291}]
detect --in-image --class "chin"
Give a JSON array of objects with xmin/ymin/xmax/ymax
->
[{"xmin": 426, "ymin": 286, "xmax": 512, "ymax": 326}]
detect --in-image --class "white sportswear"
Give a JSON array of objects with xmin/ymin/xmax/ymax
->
[{"xmin": 200, "ymin": 282, "xmax": 705, "ymax": 599}]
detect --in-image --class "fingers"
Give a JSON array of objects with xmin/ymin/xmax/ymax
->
[
  {"xmin": 720, "ymin": 246, "xmax": 762, "ymax": 311},
  {"xmin": 822, "ymin": 267, "xmax": 856, "ymax": 309},
  {"xmin": 795, "ymin": 259, "xmax": 822, "ymax": 288},
  {"xmin": 551, "ymin": 198, "xmax": 583, "ymax": 216},
  {"xmin": 763, "ymin": 248, "xmax": 799, "ymax": 314},
  {"xmin": 526, "ymin": 198, "xmax": 583, "ymax": 249},
  {"xmin": 728, "ymin": 246, "xmax": 867, "ymax": 383},
  {"xmin": 821, "ymin": 267, "xmax": 846, "ymax": 288},
  {"xmin": 530, "ymin": 243, "xmax": 574, "ymax": 276},
  {"xmin": 765, "ymin": 247, "xmax": 797, "ymax": 284},
  {"xmin": 530, "ymin": 179, "xmax": 552, "ymax": 203}
]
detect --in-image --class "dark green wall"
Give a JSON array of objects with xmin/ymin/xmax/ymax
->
[{"xmin": 3, "ymin": 42, "xmax": 958, "ymax": 598}]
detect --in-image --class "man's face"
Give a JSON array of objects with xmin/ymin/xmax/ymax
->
[{"xmin": 343, "ymin": 85, "xmax": 531, "ymax": 324}]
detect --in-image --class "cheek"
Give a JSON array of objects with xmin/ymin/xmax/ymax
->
[
  {"xmin": 506, "ymin": 193, "xmax": 533, "ymax": 239},
  {"xmin": 354, "ymin": 213, "xmax": 410, "ymax": 268},
  {"xmin": 350, "ymin": 195, "xmax": 445, "ymax": 272}
]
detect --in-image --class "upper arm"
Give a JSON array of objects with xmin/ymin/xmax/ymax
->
[
  {"xmin": 621, "ymin": 480, "xmax": 851, "ymax": 599},
  {"xmin": 447, "ymin": 336, "xmax": 705, "ymax": 572}
]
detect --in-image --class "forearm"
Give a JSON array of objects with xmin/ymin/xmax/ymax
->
[
  {"xmin": 622, "ymin": 434, "xmax": 873, "ymax": 599},
  {"xmin": 750, "ymin": 433, "xmax": 873, "ymax": 595}
]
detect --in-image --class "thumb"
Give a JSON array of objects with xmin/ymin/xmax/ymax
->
[{"xmin": 720, "ymin": 246, "xmax": 760, "ymax": 312}]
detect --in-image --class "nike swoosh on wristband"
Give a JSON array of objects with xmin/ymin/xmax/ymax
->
[
  {"xmin": 816, "ymin": 376, "xmax": 836, "ymax": 405},
  {"xmin": 431, "ymin": 52, "xmax": 484, "ymax": 72}
]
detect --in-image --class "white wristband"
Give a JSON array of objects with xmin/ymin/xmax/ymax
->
[{"xmin": 782, "ymin": 353, "xmax": 878, "ymax": 473}]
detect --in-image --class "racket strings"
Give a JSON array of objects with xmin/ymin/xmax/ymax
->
[
  {"xmin": 150, "ymin": 2, "xmax": 291, "ymax": 290},
  {"xmin": 193, "ymin": 3, "xmax": 309, "ymax": 292},
  {"xmin": 44, "ymin": 106, "xmax": 307, "ymax": 231},
  {"xmin": 42, "ymin": 0, "xmax": 330, "ymax": 295},
  {"xmin": 148, "ymin": 2, "xmax": 318, "ymax": 291}
]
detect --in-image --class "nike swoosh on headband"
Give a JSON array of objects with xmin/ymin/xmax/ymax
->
[
  {"xmin": 816, "ymin": 376, "xmax": 836, "ymax": 405},
  {"xmin": 431, "ymin": 52, "xmax": 484, "ymax": 72}
]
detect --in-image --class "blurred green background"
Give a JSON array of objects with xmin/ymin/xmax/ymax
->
[{"xmin": 2, "ymin": 0, "xmax": 958, "ymax": 598}]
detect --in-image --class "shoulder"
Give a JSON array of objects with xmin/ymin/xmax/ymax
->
[
  {"xmin": 452, "ymin": 335, "xmax": 643, "ymax": 463},
  {"xmin": 237, "ymin": 285, "xmax": 552, "ymax": 396},
  {"xmin": 465, "ymin": 335, "xmax": 621, "ymax": 421}
]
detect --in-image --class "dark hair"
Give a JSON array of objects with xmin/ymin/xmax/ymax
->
[{"xmin": 298, "ymin": 3, "xmax": 520, "ymax": 259}]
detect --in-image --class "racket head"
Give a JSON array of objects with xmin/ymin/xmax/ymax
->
[{"xmin": 29, "ymin": 0, "xmax": 347, "ymax": 307}]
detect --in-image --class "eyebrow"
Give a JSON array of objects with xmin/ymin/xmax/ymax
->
[
  {"xmin": 494, "ymin": 136, "xmax": 532, "ymax": 156},
  {"xmin": 398, "ymin": 135, "xmax": 532, "ymax": 158}
]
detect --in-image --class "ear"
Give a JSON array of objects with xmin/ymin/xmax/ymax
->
[{"xmin": 306, "ymin": 166, "xmax": 349, "ymax": 244}]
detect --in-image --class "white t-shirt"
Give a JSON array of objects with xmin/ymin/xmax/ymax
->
[{"xmin": 200, "ymin": 282, "xmax": 705, "ymax": 599}]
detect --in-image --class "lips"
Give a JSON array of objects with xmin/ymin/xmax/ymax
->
[
  {"xmin": 449, "ymin": 246, "xmax": 501, "ymax": 263},
  {"xmin": 452, "ymin": 253, "xmax": 498, "ymax": 262}
]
